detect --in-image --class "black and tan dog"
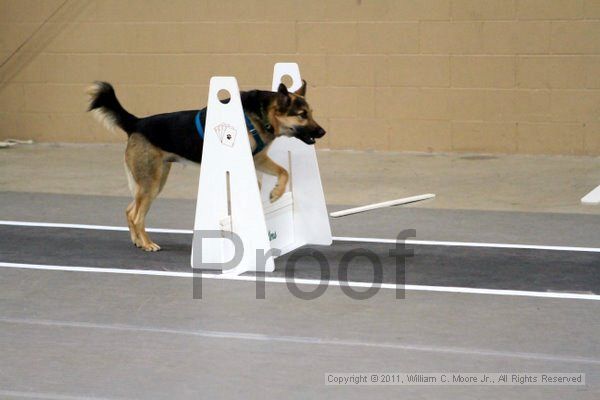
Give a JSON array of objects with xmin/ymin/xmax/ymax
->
[{"xmin": 87, "ymin": 81, "xmax": 326, "ymax": 251}]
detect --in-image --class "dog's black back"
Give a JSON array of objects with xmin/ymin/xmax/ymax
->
[
  {"xmin": 88, "ymin": 82, "xmax": 208, "ymax": 162},
  {"xmin": 135, "ymin": 110, "xmax": 204, "ymax": 163}
]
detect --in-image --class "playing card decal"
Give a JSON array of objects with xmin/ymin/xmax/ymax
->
[{"xmin": 214, "ymin": 123, "xmax": 237, "ymax": 147}]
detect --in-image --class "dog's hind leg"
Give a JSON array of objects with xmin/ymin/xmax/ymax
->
[
  {"xmin": 131, "ymin": 185, "xmax": 161, "ymax": 251},
  {"xmin": 125, "ymin": 134, "xmax": 171, "ymax": 251},
  {"xmin": 124, "ymin": 163, "xmax": 139, "ymax": 244}
]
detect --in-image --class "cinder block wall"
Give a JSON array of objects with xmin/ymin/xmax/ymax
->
[{"xmin": 1, "ymin": 0, "xmax": 599, "ymax": 155}]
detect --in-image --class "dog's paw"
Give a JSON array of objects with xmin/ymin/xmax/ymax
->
[
  {"xmin": 270, "ymin": 185, "xmax": 284, "ymax": 203},
  {"xmin": 134, "ymin": 238, "xmax": 161, "ymax": 252},
  {"xmin": 142, "ymin": 242, "xmax": 161, "ymax": 252}
]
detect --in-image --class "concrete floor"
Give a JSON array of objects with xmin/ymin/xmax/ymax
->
[
  {"xmin": 0, "ymin": 142, "xmax": 599, "ymax": 214},
  {"xmin": 1, "ymin": 268, "xmax": 599, "ymax": 400},
  {"xmin": 1, "ymin": 143, "xmax": 599, "ymax": 399}
]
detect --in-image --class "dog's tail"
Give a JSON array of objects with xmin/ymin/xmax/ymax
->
[{"xmin": 87, "ymin": 81, "xmax": 138, "ymax": 135}]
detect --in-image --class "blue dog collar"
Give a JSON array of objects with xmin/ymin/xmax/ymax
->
[
  {"xmin": 195, "ymin": 111, "xmax": 265, "ymax": 155},
  {"xmin": 194, "ymin": 111, "xmax": 204, "ymax": 139},
  {"xmin": 245, "ymin": 114, "xmax": 265, "ymax": 155}
]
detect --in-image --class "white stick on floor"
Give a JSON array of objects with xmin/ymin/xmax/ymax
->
[
  {"xmin": 581, "ymin": 185, "xmax": 600, "ymax": 205},
  {"xmin": 329, "ymin": 194, "xmax": 436, "ymax": 218}
]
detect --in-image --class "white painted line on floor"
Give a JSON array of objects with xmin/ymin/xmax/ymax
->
[
  {"xmin": 1, "ymin": 261, "xmax": 599, "ymax": 301},
  {"xmin": 334, "ymin": 236, "xmax": 600, "ymax": 253},
  {"xmin": 2, "ymin": 316, "xmax": 600, "ymax": 365},
  {"xmin": 0, "ymin": 389, "xmax": 109, "ymax": 400},
  {"xmin": 0, "ymin": 220, "xmax": 190, "ymax": 234},
  {"xmin": 1, "ymin": 220, "xmax": 599, "ymax": 253}
]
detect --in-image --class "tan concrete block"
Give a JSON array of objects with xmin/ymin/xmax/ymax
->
[
  {"xmin": 389, "ymin": 119, "xmax": 451, "ymax": 152},
  {"xmin": 356, "ymin": 87, "xmax": 376, "ymax": 118},
  {"xmin": 301, "ymin": 0, "xmax": 384, "ymax": 22},
  {"xmin": 324, "ymin": 87, "xmax": 358, "ymax": 118},
  {"xmin": 585, "ymin": 56, "xmax": 600, "ymax": 88},
  {"xmin": 551, "ymin": 21, "xmax": 600, "ymax": 54},
  {"xmin": 92, "ymin": 0, "xmax": 211, "ymax": 22},
  {"xmin": 314, "ymin": 118, "xmax": 332, "ymax": 149},
  {"xmin": 451, "ymin": 56, "xmax": 515, "ymax": 88},
  {"xmin": 357, "ymin": 22, "xmax": 419, "ymax": 54},
  {"xmin": 448, "ymin": 89, "xmax": 487, "ymax": 120},
  {"xmin": 327, "ymin": 118, "xmax": 355, "ymax": 150},
  {"xmin": 420, "ymin": 22, "xmax": 483, "ymax": 54},
  {"xmin": 205, "ymin": 0, "xmax": 262, "ymax": 21},
  {"xmin": 419, "ymin": 88, "xmax": 451, "ymax": 119},
  {"xmin": 12, "ymin": 53, "xmax": 102, "ymax": 84},
  {"xmin": 517, "ymin": 122, "xmax": 585, "ymax": 155},
  {"xmin": 327, "ymin": 55, "xmax": 382, "ymax": 86},
  {"xmin": 96, "ymin": 54, "xmax": 269, "ymax": 87},
  {"xmin": 0, "ymin": 0, "xmax": 64, "ymax": 22},
  {"xmin": 550, "ymin": 90, "xmax": 600, "ymax": 121},
  {"xmin": 514, "ymin": 90, "xmax": 551, "ymax": 121},
  {"xmin": 48, "ymin": 21, "xmax": 239, "ymax": 54},
  {"xmin": 11, "ymin": 55, "xmax": 55, "ymax": 83},
  {"xmin": 209, "ymin": 55, "xmax": 274, "ymax": 87},
  {"xmin": 236, "ymin": 23, "xmax": 296, "ymax": 54},
  {"xmin": 375, "ymin": 87, "xmax": 449, "ymax": 119},
  {"xmin": 516, "ymin": 56, "xmax": 587, "ymax": 89},
  {"xmin": 205, "ymin": 0, "xmax": 303, "ymax": 22},
  {"xmin": 0, "ymin": 113, "xmax": 17, "ymax": 138},
  {"xmin": 297, "ymin": 23, "xmax": 357, "ymax": 54},
  {"xmin": 482, "ymin": 21, "xmax": 551, "ymax": 55},
  {"xmin": 299, "ymin": 87, "xmax": 330, "ymax": 119},
  {"xmin": 296, "ymin": 0, "xmax": 447, "ymax": 22},
  {"xmin": 178, "ymin": 23, "xmax": 239, "ymax": 53},
  {"xmin": 481, "ymin": 90, "xmax": 516, "ymax": 121},
  {"xmin": 283, "ymin": 0, "xmax": 327, "ymax": 22},
  {"xmin": 115, "ymin": 85, "xmax": 207, "ymax": 116},
  {"xmin": 450, "ymin": 89, "xmax": 510, "ymax": 121},
  {"xmin": 96, "ymin": 55, "xmax": 176, "ymax": 85},
  {"xmin": 385, "ymin": 55, "xmax": 450, "ymax": 87},
  {"xmin": 387, "ymin": 0, "xmax": 451, "ymax": 21},
  {"xmin": 583, "ymin": 121, "xmax": 600, "ymax": 155},
  {"xmin": 584, "ymin": 0, "xmax": 600, "ymax": 18},
  {"xmin": 253, "ymin": 53, "xmax": 326, "ymax": 89},
  {"xmin": 318, "ymin": 0, "xmax": 390, "ymax": 22},
  {"xmin": 0, "ymin": 23, "xmax": 39, "ymax": 52},
  {"xmin": 451, "ymin": 0, "xmax": 516, "ymax": 20},
  {"xmin": 23, "ymin": 84, "xmax": 89, "ymax": 113},
  {"xmin": 15, "ymin": 112, "xmax": 92, "ymax": 142},
  {"xmin": 517, "ymin": 0, "xmax": 584, "ymax": 19},
  {"xmin": 47, "ymin": 22, "xmax": 129, "ymax": 53},
  {"xmin": 160, "ymin": 55, "xmax": 218, "ymax": 85},
  {"xmin": 452, "ymin": 121, "xmax": 518, "ymax": 153},
  {"xmin": 329, "ymin": 118, "xmax": 389, "ymax": 150},
  {"xmin": 0, "ymin": 83, "xmax": 25, "ymax": 112},
  {"xmin": 288, "ymin": 55, "xmax": 328, "ymax": 88},
  {"xmin": 126, "ymin": 23, "xmax": 187, "ymax": 53},
  {"xmin": 374, "ymin": 87, "xmax": 412, "ymax": 118}
]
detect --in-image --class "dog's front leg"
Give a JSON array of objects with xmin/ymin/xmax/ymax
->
[{"xmin": 254, "ymin": 154, "xmax": 288, "ymax": 202}]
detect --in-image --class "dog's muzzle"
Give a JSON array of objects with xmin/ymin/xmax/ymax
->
[{"xmin": 295, "ymin": 127, "xmax": 326, "ymax": 145}]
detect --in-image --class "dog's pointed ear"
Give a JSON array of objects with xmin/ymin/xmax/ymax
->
[
  {"xmin": 277, "ymin": 83, "xmax": 289, "ymax": 96},
  {"xmin": 277, "ymin": 83, "xmax": 291, "ymax": 110},
  {"xmin": 294, "ymin": 79, "xmax": 307, "ymax": 97}
]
